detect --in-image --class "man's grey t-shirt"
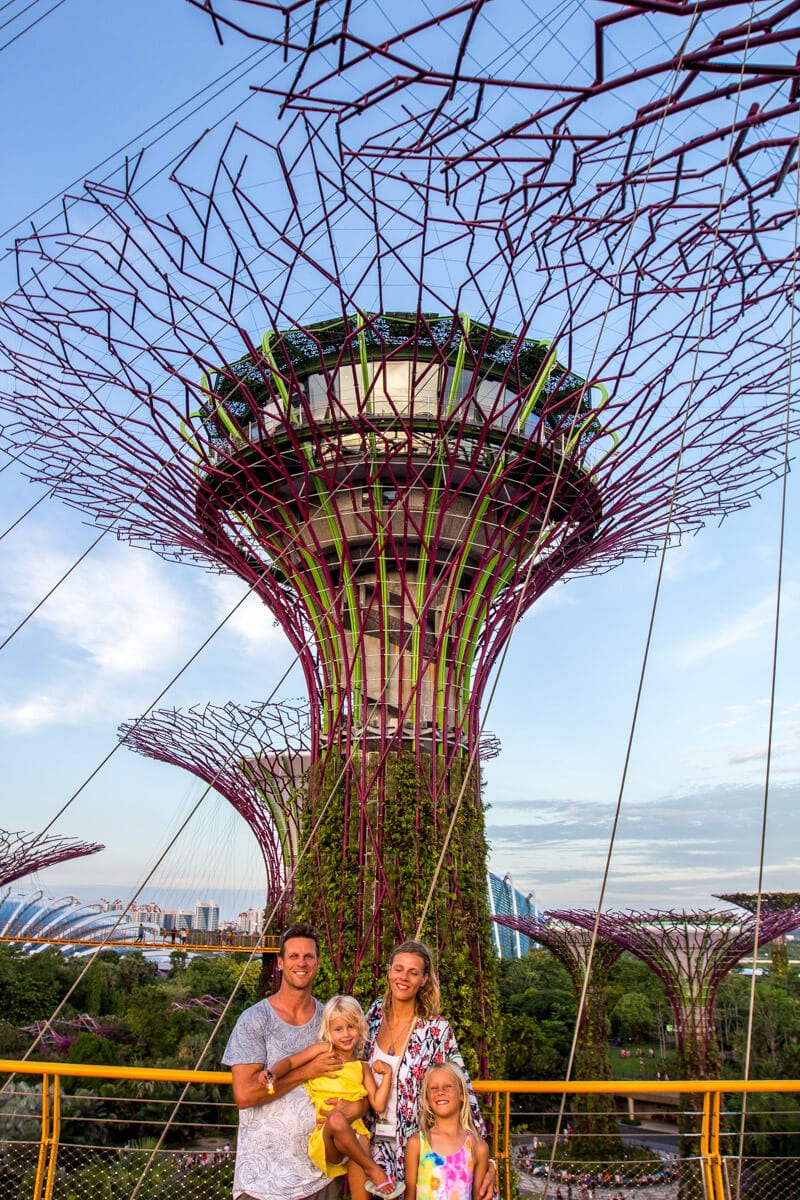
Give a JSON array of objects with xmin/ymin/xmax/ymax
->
[{"xmin": 222, "ymin": 997, "xmax": 325, "ymax": 1200}]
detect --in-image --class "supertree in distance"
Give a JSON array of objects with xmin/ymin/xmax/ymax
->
[
  {"xmin": 715, "ymin": 892, "xmax": 800, "ymax": 976},
  {"xmin": 551, "ymin": 909, "xmax": 800, "ymax": 1081},
  {"xmin": 0, "ymin": 829, "xmax": 104, "ymax": 889},
  {"xmin": 493, "ymin": 913, "xmax": 623, "ymax": 1153},
  {"xmin": 119, "ymin": 701, "xmax": 312, "ymax": 928},
  {"xmin": 2, "ymin": 0, "xmax": 800, "ymax": 1065}
]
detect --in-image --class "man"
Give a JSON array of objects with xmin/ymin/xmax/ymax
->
[{"xmin": 222, "ymin": 923, "xmax": 359, "ymax": 1200}]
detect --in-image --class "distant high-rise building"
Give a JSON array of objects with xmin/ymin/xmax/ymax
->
[
  {"xmin": 194, "ymin": 901, "xmax": 219, "ymax": 933},
  {"xmin": 487, "ymin": 872, "xmax": 539, "ymax": 960},
  {"xmin": 236, "ymin": 908, "xmax": 265, "ymax": 935}
]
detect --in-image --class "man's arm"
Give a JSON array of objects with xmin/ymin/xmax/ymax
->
[
  {"xmin": 270, "ymin": 1039, "xmax": 328, "ymax": 1082},
  {"xmin": 472, "ymin": 1137, "xmax": 490, "ymax": 1199},
  {"xmin": 231, "ymin": 1045, "xmax": 342, "ymax": 1111}
]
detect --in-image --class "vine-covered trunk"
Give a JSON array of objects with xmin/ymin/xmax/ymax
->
[
  {"xmin": 675, "ymin": 1003, "xmax": 719, "ymax": 1199},
  {"xmin": 293, "ymin": 748, "xmax": 500, "ymax": 1075},
  {"xmin": 572, "ymin": 986, "xmax": 622, "ymax": 1156}
]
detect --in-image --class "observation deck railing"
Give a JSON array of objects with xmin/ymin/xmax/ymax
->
[{"xmin": 1, "ymin": 1062, "xmax": 798, "ymax": 1199}]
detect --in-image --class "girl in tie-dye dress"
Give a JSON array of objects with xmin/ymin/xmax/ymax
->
[{"xmin": 403, "ymin": 1063, "xmax": 490, "ymax": 1199}]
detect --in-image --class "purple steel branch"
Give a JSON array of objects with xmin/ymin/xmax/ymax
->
[
  {"xmin": 0, "ymin": 829, "xmax": 104, "ymax": 889},
  {"xmin": 119, "ymin": 701, "xmax": 310, "ymax": 918}
]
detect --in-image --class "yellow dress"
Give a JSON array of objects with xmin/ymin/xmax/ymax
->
[{"xmin": 305, "ymin": 1059, "xmax": 369, "ymax": 1177}]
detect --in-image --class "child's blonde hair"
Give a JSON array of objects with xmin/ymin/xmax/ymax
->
[
  {"xmin": 319, "ymin": 995, "xmax": 368, "ymax": 1056},
  {"xmin": 419, "ymin": 1061, "xmax": 478, "ymax": 1136}
]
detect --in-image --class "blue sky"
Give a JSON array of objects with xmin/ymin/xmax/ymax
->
[{"xmin": 0, "ymin": 0, "xmax": 798, "ymax": 920}]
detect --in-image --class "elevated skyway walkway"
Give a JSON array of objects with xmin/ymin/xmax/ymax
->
[{"xmin": 0, "ymin": 931, "xmax": 280, "ymax": 953}]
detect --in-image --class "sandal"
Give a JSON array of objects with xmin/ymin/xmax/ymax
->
[{"xmin": 364, "ymin": 1182, "xmax": 404, "ymax": 1198}]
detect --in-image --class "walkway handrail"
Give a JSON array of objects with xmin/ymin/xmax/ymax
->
[
  {"xmin": 4, "ymin": 1062, "xmax": 800, "ymax": 1200},
  {"xmin": 4, "ymin": 1060, "xmax": 800, "ymax": 1091}
]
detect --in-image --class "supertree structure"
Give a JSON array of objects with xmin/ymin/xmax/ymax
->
[
  {"xmin": 119, "ymin": 701, "xmax": 311, "ymax": 926},
  {"xmin": 120, "ymin": 701, "xmax": 501, "ymax": 929},
  {"xmin": 2, "ymin": 1, "xmax": 800, "ymax": 1065},
  {"xmin": 550, "ymin": 908, "xmax": 800, "ymax": 1080},
  {"xmin": 494, "ymin": 913, "xmax": 623, "ymax": 1151},
  {"xmin": 715, "ymin": 893, "xmax": 800, "ymax": 976},
  {"xmin": 0, "ymin": 829, "xmax": 104, "ymax": 889}
]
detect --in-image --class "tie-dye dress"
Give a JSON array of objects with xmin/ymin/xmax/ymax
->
[{"xmin": 416, "ymin": 1130, "xmax": 475, "ymax": 1199}]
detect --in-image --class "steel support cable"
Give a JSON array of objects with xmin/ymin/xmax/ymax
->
[
  {"xmin": 0, "ymin": 0, "xmax": 66, "ymax": 55},
  {"xmin": 734, "ymin": 131, "xmax": 800, "ymax": 1198},
  {"xmin": 0, "ymin": 0, "xmax": 53, "ymax": 34},
  {"xmin": 0, "ymin": 41, "xmax": 272, "ymax": 248},
  {"xmin": 3, "ymin": 21, "xmax": 796, "ymax": 1200},
  {"xmin": 0, "ymin": 591, "xmax": 308, "ymax": 1078},
  {"xmin": 4, "ymin": 16, "xmax": 777, "ymax": 1142},
  {"xmin": 3, "ymin": 410, "xmax": 438, "ymax": 1071},
  {"xmin": 534, "ymin": 13, "xmax": 767, "ymax": 1195},
  {"xmin": 411, "ymin": 0, "xmax": 710, "ymax": 953},
  {"xmin": 3, "ymin": 193, "xmax": 527, "ymax": 862},
  {"xmin": 120, "ymin": 358, "xmax": 571, "ymax": 1196}
]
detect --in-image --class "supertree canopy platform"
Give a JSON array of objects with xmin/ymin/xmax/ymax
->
[
  {"xmin": 195, "ymin": 311, "xmax": 600, "ymax": 754},
  {"xmin": 0, "ymin": 829, "xmax": 104, "ymax": 890},
  {"xmin": 2, "ymin": 0, "xmax": 800, "ymax": 1065},
  {"xmin": 551, "ymin": 908, "xmax": 800, "ymax": 1080}
]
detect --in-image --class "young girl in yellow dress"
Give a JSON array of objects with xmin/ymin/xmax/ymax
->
[
  {"xmin": 263, "ymin": 994, "xmax": 404, "ymax": 1199},
  {"xmin": 403, "ymin": 1063, "xmax": 490, "ymax": 1199}
]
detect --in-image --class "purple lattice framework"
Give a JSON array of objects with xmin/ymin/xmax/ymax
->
[
  {"xmin": 170, "ymin": 995, "xmax": 226, "ymax": 1023},
  {"xmin": 551, "ymin": 908, "xmax": 800, "ymax": 1079},
  {"xmin": 1, "ymin": 0, "xmax": 799, "ymax": 1060},
  {"xmin": 119, "ymin": 701, "xmax": 311, "ymax": 924},
  {"xmin": 21, "ymin": 1014, "xmax": 123, "ymax": 1055},
  {"xmin": 0, "ymin": 829, "xmax": 104, "ymax": 889},
  {"xmin": 192, "ymin": 1, "xmax": 800, "ymax": 226}
]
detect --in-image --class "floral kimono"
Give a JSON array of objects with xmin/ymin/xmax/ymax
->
[{"xmin": 364, "ymin": 999, "xmax": 486, "ymax": 1183}]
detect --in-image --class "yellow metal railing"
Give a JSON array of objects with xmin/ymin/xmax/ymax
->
[{"xmin": 3, "ymin": 1061, "xmax": 800, "ymax": 1200}]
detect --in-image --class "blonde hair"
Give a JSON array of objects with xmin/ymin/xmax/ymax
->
[
  {"xmin": 383, "ymin": 940, "xmax": 441, "ymax": 1019},
  {"xmin": 419, "ymin": 1062, "xmax": 477, "ymax": 1136},
  {"xmin": 319, "ymin": 995, "xmax": 368, "ymax": 1056}
]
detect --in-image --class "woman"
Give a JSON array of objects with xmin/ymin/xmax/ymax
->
[{"xmin": 352, "ymin": 940, "xmax": 495, "ymax": 1198}]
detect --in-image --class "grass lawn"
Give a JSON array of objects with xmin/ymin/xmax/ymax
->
[{"xmin": 609, "ymin": 1044, "xmax": 679, "ymax": 1082}]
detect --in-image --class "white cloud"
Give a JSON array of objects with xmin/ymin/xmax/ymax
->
[
  {"xmin": 730, "ymin": 733, "xmax": 800, "ymax": 765},
  {"xmin": 0, "ymin": 682, "xmax": 102, "ymax": 733},
  {"xmin": 674, "ymin": 588, "xmax": 795, "ymax": 667},
  {"xmin": 200, "ymin": 572, "xmax": 287, "ymax": 648},
  {"xmin": 663, "ymin": 537, "xmax": 721, "ymax": 582},
  {"xmin": 1, "ymin": 535, "xmax": 187, "ymax": 674},
  {"xmin": 487, "ymin": 782, "xmax": 800, "ymax": 909}
]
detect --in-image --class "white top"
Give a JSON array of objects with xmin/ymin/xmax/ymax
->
[{"xmin": 369, "ymin": 1044, "xmax": 402, "ymax": 1135}]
